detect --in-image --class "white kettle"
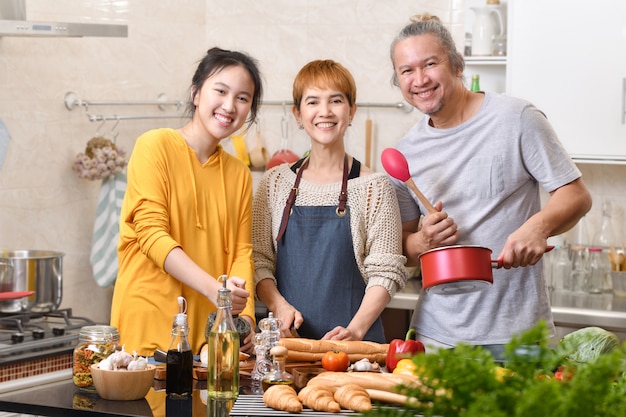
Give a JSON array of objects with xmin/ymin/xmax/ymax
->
[{"xmin": 470, "ymin": 5, "xmax": 504, "ymax": 56}]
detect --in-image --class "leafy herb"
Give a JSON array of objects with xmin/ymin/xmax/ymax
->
[{"xmin": 368, "ymin": 321, "xmax": 626, "ymax": 417}]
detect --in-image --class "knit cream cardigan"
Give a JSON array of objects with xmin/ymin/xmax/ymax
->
[{"xmin": 252, "ymin": 163, "xmax": 408, "ymax": 297}]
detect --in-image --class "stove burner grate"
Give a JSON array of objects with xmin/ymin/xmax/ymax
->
[{"xmin": 0, "ymin": 308, "xmax": 97, "ymax": 364}]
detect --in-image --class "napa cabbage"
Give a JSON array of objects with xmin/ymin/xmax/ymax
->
[{"xmin": 560, "ymin": 326, "xmax": 621, "ymax": 364}]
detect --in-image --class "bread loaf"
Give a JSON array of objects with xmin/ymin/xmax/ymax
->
[
  {"xmin": 278, "ymin": 338, "xmax": 389, "ymax": 363},
  {"xmin": 278, "ymin": 338, "xmax": 389, "ymax": 355},
  {"xmin": 366, "ymin": 389, "xmax": 420, "ymax": 406},
  {"xmin": 285, "ymin": 350, "xmax": 387, "ymax": 363},
  {"xmin": 307, "ymin": 371, "xmax": 420, "ymax": 392}
]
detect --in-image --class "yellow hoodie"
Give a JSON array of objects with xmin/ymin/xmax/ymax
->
[{"xmin": 111, "ymin": 128, "xmax": 255, "ymax": 356}]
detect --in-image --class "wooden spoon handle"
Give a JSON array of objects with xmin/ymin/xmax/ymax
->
[{"xmin": 406, "ymin": 178, "xmax": 437, "ymax": 214}]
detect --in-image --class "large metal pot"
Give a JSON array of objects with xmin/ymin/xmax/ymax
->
[{"xmin": 0, "ymin": 250, "xmax": 64, "ymax": 313}]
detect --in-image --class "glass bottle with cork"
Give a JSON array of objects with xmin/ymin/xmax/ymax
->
[
  {"xmin": 166, "ymin": 296, "xmax": 193, "ymax": 397},
  {"xmin": 208, "ymin": 275, "xmax": 240, "ymax": 399}
]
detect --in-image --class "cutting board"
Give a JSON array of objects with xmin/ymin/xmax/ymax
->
[{"xmin": 291, "ymin": 366, "xmax": 326, "ymax": 389}]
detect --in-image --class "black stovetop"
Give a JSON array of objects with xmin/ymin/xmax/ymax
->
[{"xmin": 0, "ymin": 308, "xmax": 96, "ymax": 365}]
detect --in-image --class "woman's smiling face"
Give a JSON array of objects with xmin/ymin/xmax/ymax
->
[
  {"xmin": 295, "ymin": 87, "xmax": 355, "ymax": 147},
  {"xmin": 193, "ymin": 64, "xmax": 255, "ymax": 140}
]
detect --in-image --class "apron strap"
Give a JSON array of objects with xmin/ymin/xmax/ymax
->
[
  {"xmin": 336, "ymin": 154, "xmax": 348, "ymax": 217},
  {"xmin": 276, "ymin": 158, "xmax": 309, "ymax": 242},
  {"xmin": 276, "ymin": 155, "xmax": 350, "ymax": 241}
]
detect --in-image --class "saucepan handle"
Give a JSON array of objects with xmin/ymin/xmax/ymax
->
[{"xmin": 491, "ymin": 246, "xmax": 555, "ymax": 269}]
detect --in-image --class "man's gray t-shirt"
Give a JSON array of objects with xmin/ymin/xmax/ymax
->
[{"xmin": 394, "ymin": 92, "xmax": 581, "ymax": 346}]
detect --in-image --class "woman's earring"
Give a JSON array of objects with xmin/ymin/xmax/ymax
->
[{"xmin": 298, "ymin": 124, "xmax": 304, "ymax": 130}]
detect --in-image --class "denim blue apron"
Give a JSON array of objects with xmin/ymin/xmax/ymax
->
[{"xmin": 274, "ymin": 156, "xmax": 385, "ymax": 343}]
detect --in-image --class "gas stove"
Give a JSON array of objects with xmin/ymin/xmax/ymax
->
[{"xmin": 0, "ymin": 308, "xmax": 96, "ymax": 365}]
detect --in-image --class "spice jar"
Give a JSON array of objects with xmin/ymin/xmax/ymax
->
[{"xmin": 73, "ymin": 325, "xmax": 120, "ymax": 392}]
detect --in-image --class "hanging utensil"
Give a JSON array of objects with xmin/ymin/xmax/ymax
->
[
  {"xmin": 381, "ymin": 148, "xmax": 436, "ymax": 214},
  {"xmin": 266, "ymin": 111, "xmax": 299, "ymax": 170},
  {"xmin": 249, "ymin": 121, "xmax": 270, "ymax": 169}
]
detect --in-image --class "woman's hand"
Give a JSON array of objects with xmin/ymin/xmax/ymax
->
[
  {"xmin": 322, "ymin": 326, "xmax": 356, "ymax": 341},
  {"xmin": 227, "ymin": 277, "xmax": 250, "ymax": 315},
  {"xmin": 272, "ymin": 301, "xmax": 304, "ymax": 339}
]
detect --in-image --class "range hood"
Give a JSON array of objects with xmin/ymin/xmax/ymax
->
[{"xmin": 0, "ymin": 0, "xmax": 127, "ymax": 37}]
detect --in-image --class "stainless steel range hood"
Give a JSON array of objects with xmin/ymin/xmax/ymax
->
[{"xmin": 0, "ymin": 0, "xmax": 127, "ymax": 37}]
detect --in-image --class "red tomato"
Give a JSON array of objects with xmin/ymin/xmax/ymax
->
[
  {"xmin": 321, "ymin": 350, "xmax": 350, "ymax": 372},
  {"xmin": 554, "ymin": 366, "xmax": 574, "ymax": 381}
]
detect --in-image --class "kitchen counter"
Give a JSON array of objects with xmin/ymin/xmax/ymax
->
[
  {"xmin": 0, "ymin": 376, "xmax": 358, "ymax": 417},
  {"xmin": 386, "ymin": 278, "xmax": 626, "ymax": 340},
  {"xmin": 0, "ymin": 377, "xmax": 220, "ymax": 417}
]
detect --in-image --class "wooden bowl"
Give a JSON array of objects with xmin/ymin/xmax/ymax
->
[{"xmin": 90, "ymin": 364, "xmax": 156, "ymax": 401}]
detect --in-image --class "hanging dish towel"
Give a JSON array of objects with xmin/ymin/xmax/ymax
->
[
  {"xmin": 0, "ymin": 118, "xmax": 11, "ymax": 170},
  {"xmin": 90, "ymin": 172, "xmax": 127, "ymax": 287}
]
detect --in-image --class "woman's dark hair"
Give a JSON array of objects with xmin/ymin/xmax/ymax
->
[{"xmin": 186, "ymin": 47, "xmax": 263, "ymax": 126}]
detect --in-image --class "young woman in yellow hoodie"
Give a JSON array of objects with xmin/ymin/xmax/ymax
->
[{"xmin": 111, "ymin": 47, "xmax": 263, "ymax": 356}]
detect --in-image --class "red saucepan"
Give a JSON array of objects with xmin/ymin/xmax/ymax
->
[
  {"xmin": 419, "ymin": 245, "xmax": 496, "ymax": 294},
  {"xmin": 420, "ymin": 245, "xmax": 554, "ymax": 295},
  {"xmin": 381, "ymin": 148, "xmax": 553, "ymax": 295}
]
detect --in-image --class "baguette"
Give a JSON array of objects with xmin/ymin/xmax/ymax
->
[
  {"xmin": 307, "ymin": 371, "xmax": 421, "ymax": 392},
  {"xmin": 366, "ymin": 389, "xmax": 420, "ymax": 406},
  {"xmin": 278, "ymin": 338, "xmax": 389, "ymax": 355},
  {"xmin": 285, "ymin": 350, "xmax": 387, "ymax": 364}
]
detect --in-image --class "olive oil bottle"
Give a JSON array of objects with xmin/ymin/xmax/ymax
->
[{"xmin": 208, "ymin": 275, "xmax": 240, "ymax": 399}]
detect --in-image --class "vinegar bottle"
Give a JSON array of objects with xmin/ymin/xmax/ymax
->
[
  {"xmin": 166, "ymin": 296, "xmax": 193, "ymax": 397},
  {"xmin": 208, "ymin": 275, "xmax": 240, "ymax": 399}
]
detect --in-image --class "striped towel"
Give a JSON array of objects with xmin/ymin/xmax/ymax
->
[{"xmin": 90, "ymin": 172, "xmax": 127, "ymax": 287}]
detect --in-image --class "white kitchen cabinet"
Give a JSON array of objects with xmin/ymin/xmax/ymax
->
[
  {"xmin": 464, "ymin": 57, "xmax": 507, "ymax": 94},
  {"xmin": 508, "ymin": 0, "xmax": 626, "ymax": 162},
  {"xmin": 463, "ymin": 0, "xmax": 508, "ymax": 94}
]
